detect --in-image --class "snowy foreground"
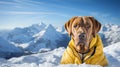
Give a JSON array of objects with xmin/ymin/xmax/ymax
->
[{"xmin": 0, "ymin": 42, "xmax": 120, "ymax": 67}]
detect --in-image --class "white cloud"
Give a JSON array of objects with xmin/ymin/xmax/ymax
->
[
  {"xmin": 89, "ymin": 12, "xmax": 120, "ymax": 24},
  {"xmin": 0, "ymin": 1, "xmax": 16, "ymax": 5},
  {"xmin": 0, "ymin": 0, "xmax": 44, "ymax": 9},
  {"xmin": 0, "ymin": 11, "xmax": 70, "ymax": 18}
]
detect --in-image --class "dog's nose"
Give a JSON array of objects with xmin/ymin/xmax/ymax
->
[{"xmin": 79, "ymin": 33, "xmax": 86, "ymax": 40}]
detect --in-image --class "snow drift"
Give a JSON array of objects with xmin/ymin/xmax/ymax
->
[{"xmin": 0, "ymin": 42, "xmax": 120, "ymax": 67}]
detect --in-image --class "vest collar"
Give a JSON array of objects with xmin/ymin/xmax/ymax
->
[{"xmin": 68, "ymin": 35, "xmax": 98, "ymax": 63}]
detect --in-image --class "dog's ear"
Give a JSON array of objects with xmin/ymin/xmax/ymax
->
[
  {"xmin": 65, "ymin": 16, "xmax": 77, "ymax": 36},
  {"xmin": 89, "ymin": 17, "xmax": 101, "ymax": 37}
]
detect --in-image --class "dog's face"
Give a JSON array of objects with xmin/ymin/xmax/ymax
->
[{"xmin": 65, "ymin": 16, "xmax": 101, "ymax": 54}]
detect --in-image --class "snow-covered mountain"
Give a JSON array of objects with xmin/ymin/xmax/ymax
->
[
  {"xmin": 0, "ymin": 23, "xmax": 120, "ymax": 48},
  {"xmin": 0, "ymin": 23, "xmax": 120, "ymax": 57},
  {"xmin": 0, "ymin": 37, "xmax": 23, "ymax": 59},
  {"xmin": 100, "ymin": 24, "xmax": 120, "ymax": 46},
  {"xmin": 33, "ymin": 24, "xmax": 62, "ymax": 48},
  {"xmin": 56, "ymin": 25, "xmax": 66, "ymax": 33},
  {"xmin": 5, "ymin": 22, "xmax": 46, "ymax": 44},
  {"xmin": 20, "ymin": 24, "xmax": 69, "ymax": 52},
  {"xmin": 0, "ymin": 23, "xmax": 119, "ymax": 49},
  {"xmin": 0, "ymin": 22, "xmax": 70, "ymax": 58}
]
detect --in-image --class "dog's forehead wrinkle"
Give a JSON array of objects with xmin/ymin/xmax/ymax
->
[
  {"xmin": 84, "ymin": 18, "xmax": 93, "ymax": 26},
  {"xmin": 76, "ymin": 17, "xmax": 85, "ymax": 26},
  {"xmin": 73, "ymin": 18, "xmax": 83, "ymax": 25},
  {"xmin": 82, "ymin": 17, "xmax": 90, "ymax": 25},
  {"xmin": 77, "ymin": 17, "xmax": 83, "ymax": 22}
]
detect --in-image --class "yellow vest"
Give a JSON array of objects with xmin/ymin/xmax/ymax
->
[{"xmin": 60, "ymin": 34, "xmax": 108, "ymax": 66}]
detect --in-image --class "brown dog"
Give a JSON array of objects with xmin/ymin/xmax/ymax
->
[
  {"xmin": 61, "ymin": 16, "xmax": 108, "ymax": 66},
  {"xmin": 65, "ymin": 16, "xmax": 101, "ymax": 53}
]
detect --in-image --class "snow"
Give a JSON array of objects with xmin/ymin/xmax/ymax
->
[
  {"xmin": 0, "ymin": 43, "xmax": 120, "ymax": 67},
  {"xmin": 0, "ymin": 47, "xmax": 102, "ymax": 67},
  {"xmin": 0, "ymin": 37, "xmax": 19, "ymax": 52},
  {"xmin": 3, "ymin": 22, "xmax": 46, "ymax": 44},
  {"xmin": 0, "ymin": 63, "xmax": 102, "ymax": 67},
  {"xmin": 103, "ymin": 42, "xmax": 120, "ymax": 67},
  {"xmin": 33, "ymin": 24, "xmax": 62, "ymax": 40},
  {"xmin": 104, "ymin": 42, "xmax": 120, "ymax": 62},
  {"xmin": 100, "ymin": 24, "xmax": 120, "ymax": 46},
  {"xmin": 22, "ymin": 24, "xmax": 65, "ymax": 53},
  {"xmin": 56, "ymin": 26, "xmax": 66, "ymax": 33},
  {"xmin": 0, "ymin": 42, "xmax": 120, "ymax": 67}
]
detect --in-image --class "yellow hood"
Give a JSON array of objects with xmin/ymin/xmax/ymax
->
[{"xmin": 60, "ymin": 34, "xmax": 108, "ymax": 66}]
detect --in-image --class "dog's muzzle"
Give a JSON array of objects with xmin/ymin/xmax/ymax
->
[{"xmin": 79, "ymin": 33, "xmax": 86, "ymax": 42}]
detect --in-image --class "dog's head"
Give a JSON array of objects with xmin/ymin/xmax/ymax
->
[{"xmin": 65, "ymin": 16, "xmax": 101, "ymax": 54}]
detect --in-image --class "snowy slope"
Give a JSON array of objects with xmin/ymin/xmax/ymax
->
[
  {"xmin": 104, "ymin": 42, "xmax": 120, "ymax": 62},
  {"xmin": 103, "ymin": 42, "xmax": 120, "ymax": 67},
  {"xmin": 0, "ymin": 47, "xmax": 102, "ymax": 67},
  {"xmin": 0, "ymin": 37, "xmax": 23, "ymax": 58},
  {"xmin": 0, "ymin": 42, "xmax": 120, "ymax": 67}
]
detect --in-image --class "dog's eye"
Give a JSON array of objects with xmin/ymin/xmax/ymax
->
[{"xmin": 74, "ymin": 24, "xmax": 77, "ymax": 28}]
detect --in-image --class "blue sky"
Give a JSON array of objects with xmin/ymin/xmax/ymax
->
[{"xmin": 0, "ymin": 0, "xmax": 120, "ymax": 29}]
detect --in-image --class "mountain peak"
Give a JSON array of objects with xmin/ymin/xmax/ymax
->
[
  {"xmin": 45, "ymin": 24, "xmax": 56, "ymax": 31},
  {"xmin": 38, "ymin": 22, "xmax": 46, "ymax": 26},
  {"xmin": 33, "ymin": 24, "xmax": 60, "ymax": 40}
]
